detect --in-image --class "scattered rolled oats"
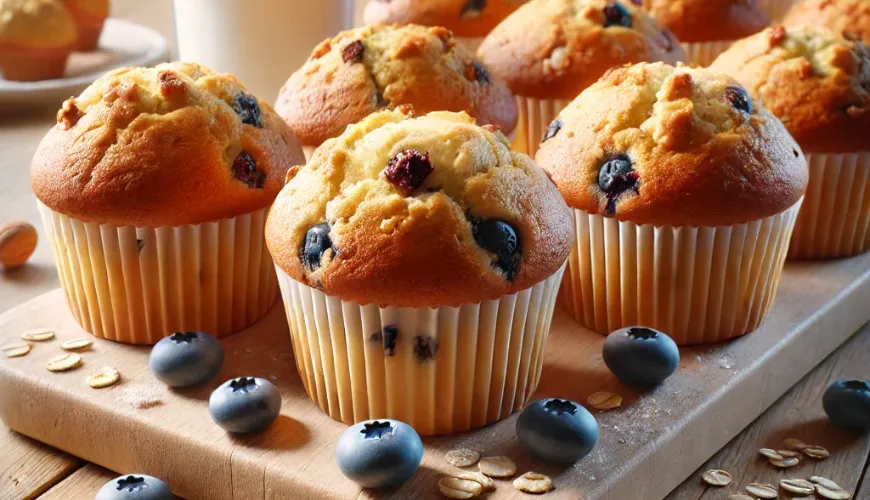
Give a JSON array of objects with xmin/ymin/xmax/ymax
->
[
  {"xmin": 438, "ymin": 476, "xmax": 482, "ymax": 499},
  {"xmin": 513, "ymin": 472, "xmax": 553, "ymax": 494},
  {"xmin": 60, "ymin": 338, "xmax": 94, "ymax": 351},
  {"xmin": 446, "ymin": 448, "xmax": 480, "ymax": 468},
  {"xmin": 478, "ymin": 456, "xmax": 517, "ymax": 478},
  {"xmin": 456, "ymin": 472, "xmax": 494, "ymax": 492},
  {"xmin": 587, "ymin": 391, "xmax": 622, "ymax": 411},
  {"xmin": 776, "ymin": 449, "xmax": 801, "ymax": 458},
  {"xmin": 2, "ymin": 344, "xmax": 31, "ymax": 358},
  {"xmin": 759, "ymin": 448, "xmax": 784, "ymax": 460},
  {"xmin": 802, "ymin": 445, "xmax": 830, "ymax": 459},
  {"xmin": 46, "ymin": 353, "xmax": 82, "ymax": 372},
  {"xmin": 21, "ymin": 329, "xmax": 55, "ymax": 342},
  {"xmin": 701, "ymin": 469, "xmax": 732, "ymax": 487},
  {"xmin": 780, "ymin": 478, "xmax": 814, "ymax": 495},
  {"xmin": 86, "ymin": 366, "xmax": 120, "ymax": 388},
  {"xmin": 782, "ymin": 437, "xmax": 809, "ymax": 451},
  {"xmin": 745, "ymin": 483, "xmax": 778, "ymax": 499},
  {"xmin": 811, "ymin": 477, "xmax": 851, "ymax": 500},
  {"xmin": 769, "ymin": 456, "xmax": 800, "ymax": 468}
]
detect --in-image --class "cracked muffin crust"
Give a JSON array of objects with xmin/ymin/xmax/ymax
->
[
  {"xmin": 31, "ymin": 62, "xmax": 305, "ymax": 227},
  {"xmin": 476, "ymin": 0, "xmax": 685, "ymax": 100},
  {"xmin": 275, "ymin": 24, "xmax": 517, "ymax": 148},
  {"xmin": 710, "ymin": 25, "xmax": 870, "ymax": 153},
  {"xmin": 638, "ymin": 0, "xmax": 770, "ymax": 43},
  {"xmin": 363, "ymin": 0, "xmax": 528, "ymax": 38},
  {"xmin": 535, "ymin": 62, "xmax": 807, "ymax": 227},
  {"xmin": 783, "ymin": 0, "xmax": 870, "ymax": 45},
  {"xmin": 266, "ymin": 108, "xmax": 573, "ymax": 307}
]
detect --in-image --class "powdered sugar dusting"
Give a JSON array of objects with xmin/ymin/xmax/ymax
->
[{"xmin": 118, "ymin": 384, "xmax": 164, "ymax": 410}]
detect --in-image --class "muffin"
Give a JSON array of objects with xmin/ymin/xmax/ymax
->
[
  {"xmin": 477, "ymin": 0, "xmax": 685, "ymax": 157},
  {"xmin": 275, "ymin": 24, "xmax": 517, "ymax": 158},
  {"xmin": 266, "ymin": 108, "xmax": 573, "ymax": 434},
  {"xmin": 31, "ymin": 62, "xmax": 305, "ymax": 344},
  {"xmin": 783, "ymin": 0, "xmax": 870, "ymax": 45},
  {"xmin": 638, "ymin": 0, "xmax": 770, "ymax": 66},
  {"xmin": 535, "ymin": 62, "xmax": 807, "ymax": 345},
  {"xmin": 363, "ymin": 0, "xmax": 526, "ymax": 50},
  {"xmin": 61, "ymin": 0, "xmax": 108, "ymax": 50},
  {"xmin": 0, "ymin": 0, "xmax": 77, "ymax": 81},
  {"xmin": 711, "ymin": 26, "xmax": 870, "ymax": 259}
]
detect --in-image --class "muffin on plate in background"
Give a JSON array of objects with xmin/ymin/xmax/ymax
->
[
  {"xmin": 31, "ymin": 62, "xmax": 305, "ymax": 344},
  {"xmin": 0, "ymin": 0, "xmax": 77, "ymax": 81},
  {"xmin": 266, "ymin": 108, "xmax": 573, "ymax": 435},
  {"xmin": 363, "ymin": 0, "xmax": 526, "ymax": 50},
  {"xmin": 783, "ymin": 0, "xmax": 870, "ymax": 45},
  {"xmin": 638, "ymin": 0, "xmax": 770, "ymax": 66},
  {"xmin": 535, "ymin": 62, "xmax": 807, "ymax": 345},
  {"xmin": 477, "ymin": 0, "xmax": 684, "ymax": 157},
  {"xmin": 711, "ymin": 25, "xmax": 870, "ymax": 259},
  {"xmin": 61, "ymin": 0, "xmax": 108, "ymax": 50},
  {"xmin": 275, "ymin": 24, "xmax": 517, "ymax": 158}
]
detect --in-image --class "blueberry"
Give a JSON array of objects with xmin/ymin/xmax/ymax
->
[
  {"xmin": 725, "ymin": 85, "xmax": 753, "ymax": 114},
  {"xmin": 822, "ymin": 380, "xmax": 870, "ymax": 430},
  {"xmin": 302, "ymin": 223, "xmax": 333, "ymax": 271},
  {"xmin": 598, "ymin": 153, "xmax": 638, "ymax": 214},
  {"xmin": 541, "ymin": 118, "xmax": 562, "ymax": 143},
  {"xmin": 95, "ymin": 474, "xmax": 172, "ymax": 500},
  {"xmin": 209, "ymin": 377, "xmax": 282, "ymax": 433},
  {"xmin": 602, "ymin": 327, "xmax": 679, "ymax": 387},
  {"xmin": 232, "ymin": 92, "xmax": 263, "ymax": 128},
  {"xmin": 384, "ymin": 149, "xmax": 433, "ymax": 193},
  {"xmin": 335, "ymin": 419, "xmax": 423, "ymax": 488},
  {"xmin": 471, "ymin": 219, "xmax": 520, "ymax": 280},
  {"xmin": 148, "ymin": 331, "xmax": 224, "ymax": 388},
  {"xmin": 603, "ymin": 2, "xmax": 632, "ymax": 28},
  {"xmin": 516, "ymin": 398, "xmax": 599, "ymax": 463},
  {"xmin": 461, "ymin": 0, "xmax": 486, "ymax": 19},
  {"xmin": 232, "ymin": 151, "xmax": 266, "ymax": 189},
  {"xmin": 413, "ymin": 336, "xmax": 438, "ymax": 363}
]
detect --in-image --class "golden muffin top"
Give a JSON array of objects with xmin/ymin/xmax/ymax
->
[
  {"xmin": 0, "ymin": 0, "xmax": 77, "ymax": 48},
  {"xmin": 364, "ymin": 0, "xmax": 528, "ymax": 38}
]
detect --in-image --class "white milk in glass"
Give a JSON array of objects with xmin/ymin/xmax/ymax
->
[{"xmin": 173, "ymin": 0, "xmax": 353, "ymax": 101}]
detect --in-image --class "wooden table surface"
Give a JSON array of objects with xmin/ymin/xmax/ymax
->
[{"xmin": 1, "ymin": 1, "xmax": 869, "ymax": 499}]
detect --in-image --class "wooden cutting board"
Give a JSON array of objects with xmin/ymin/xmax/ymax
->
[{"xmin": 1, "ymin": 254, "xmax": 869, "ymax": 500}]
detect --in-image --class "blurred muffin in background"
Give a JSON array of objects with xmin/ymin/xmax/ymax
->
[
  {"xmin": 0, "ymin": 0, "xmax": 77, "ymax": 81},
  {"xmin": 61, "ymin": 0, "xmax": 108, "ymax": 50},
  {"xmin": 783, "ymin": 0, "xmax": 870, "ymax": 45}
]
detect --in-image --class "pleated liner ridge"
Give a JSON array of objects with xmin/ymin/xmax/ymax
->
[
  {"xmin": 560, "ymin": 200, "xmax": 802, "ymax": 345},
  {"xmin": 513, "ymin": 97, "xmax": 572, "ymax": 157},
  {"xmin": 684, "ymin": 40, "xmax": 734, "ymax": 67},
  {"xmin": 38, "ymin": 202, "xmax": 279, "ymax": 345},
  {"xmin": 788, "ymin": 152, "xmax": 870, "ymax": 260},
  {"xmin": 276, "ymin": 265, "xmax": 566, "ymax": 436}
]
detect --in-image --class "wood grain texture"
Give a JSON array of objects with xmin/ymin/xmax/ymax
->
[
  {"xmin": 0, "ymin": 252, "xmax": 869, "ymax": 500},
  {"xmin": 667, "ymin": 323, "xmax": 870, "ymax": 500},
  {"xmin": 38, "ymin": 464, "xmax": 118, "ymax": 500},
  {"xmin": 0, "ymin": 428, "xmax": 82, "ymax": 500}
]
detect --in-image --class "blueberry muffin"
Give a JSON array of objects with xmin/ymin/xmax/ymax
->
[
  {"xmin": 61, "ymin": 0, "xmax": 108, "ymax": 50},
  {"xmin": 638, "ymin": 0, "xmax": 770, "ymax": 65},
  {"xmin": 275, "ymin": 24, "xmax": 517, "ymax": 158},
  {"xmin": 0, "ymin": 0, "xmax": 77, "ymax": 81},
  {"xmin": 711, "ymin": 25, "xmax": 870, "ymax": 259},
  {"xmin": 266, "ymin": 108, "xmax": 573, "ymax": 434},
  {"xmin": 31, "ymin": 62, "xmax": 305, "ymax": 344},
  {"xmin": 784, "ymin": 0, "xmax": 870, "ymax": 45},
  {"xmin": 363, "ymin": 0, "xmax": 528, "ymax": 49},
  {"xmin": 535, "ymin": 62, "xmax": 807, "ymax": 344},
  {"xmin": 476, "ymin": 0, "xmax": 685, "ymax": 156}
]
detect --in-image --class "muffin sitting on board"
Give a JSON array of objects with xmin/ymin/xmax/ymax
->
[
  {"xmin": 61, "ymin": 0, "xmax": 108, "ymax": 50},
  {"xmin": 265, "ymin": 108, "xmax": 573, "ymax": 435},
  {"xmin": 783, "ymin": 0, "xmax": 870, "ymax": 45},
  {"xmin": 711, "ymin": 25, "xmax": 870, "ymax": 259},
  {"xmin": 477, "ymin": 0, "xmax": 685, "ymax": 157},
  {"xmin": 638, "ymin": 0, "xmax": 770, "ymax": 66},
  {"xmin": 31, "ymin": 62, "xmax": 305, "ymax": 344},
  {"xmin": 275, "ymin": 24, "xmax": 517, "ymax": 158},
  {"xmin": 0, "ymin": 0, "xmax": 78, "ymax": 81},
  {"xmin": 535, "ymin": 62, "xmax": 807, "ymax": 345}
]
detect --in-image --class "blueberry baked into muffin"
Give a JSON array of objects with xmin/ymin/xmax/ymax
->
[
  {"xmin": 0, "ymin": 0, "xmax": 78, "ymax": 81},
  {"xmin": 477, "ymin": 0, "xmax": 685, "ymax": 156},
  {"xmin": 783, "ymin": 0, "xmax": 870, "ymax": 45},
  {"xmin": 266, "ymin": 108, "xmax": 573, "ymax": 434},
  {"xmin": 638, "ymin": 0, "xmax": 770, "ymax": 65},
  {"xmin": 711, "ymin": 25, "xmax": 870, "ymax": 259},
  {"xmin": 275, "ymin": 24, "xmax": 517, "ymax": 158},
  {"xmin": 31, "ymin": 62, "xmax": 305, "ymax": 344},
  {"xmin": 60, "ymin": 0, "xmax": 107, "ymax": 50},
  {"xmin": 535, "ymin": 62, "xmax": 807, "ymax": 344}
]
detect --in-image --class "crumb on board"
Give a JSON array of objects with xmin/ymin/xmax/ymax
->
[{"xmin": 118, "ymin": 384, "xmax": 164, "ymax": 409}]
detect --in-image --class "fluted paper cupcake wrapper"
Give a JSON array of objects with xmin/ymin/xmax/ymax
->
[
  {"xmin": 513, "ymin": 96, "xmax": 573, "ymax": 157},
  {"xmin": 684, "ymin": 40, "xmax": 734, "ymax": 67},
  {"xmin": 275, "ymin": 264, "xmax": 565, "ymax": 436},
  {"xmin": 38, "ymin": 203, "xmax": 278, "ymax": 345},
  {"xmin": 788, "ymin": 152, "xmax": 870, "ymax": 260},
  {"xmin": 760, "ymin": 0, "xmax": 798, "ymax": 21},
  {"xmin": 560, "ymin": 201, "xmax": 801, "ymax": 345}
]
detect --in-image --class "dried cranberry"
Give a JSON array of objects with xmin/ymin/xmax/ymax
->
[
  {"xmin": 598, "ymin": 154, "xmax": 638, "ymax": 215},
  {"xmin": 232, "ymin": 93, "xmax": 263, "ymax": 128},
  {"xmin": 232, "ymin": 151, "xmax": 266, "ymax": 189},
  {"xmin": 603, "ymin": 2, "xmax": 632, "ymax": 28},
  {"xmin": 384, "ymin": 149, "xmax": 433, "ymax": 193},
  {"xmin": 725, "ymin": 86, "xmax": 753, "ymax": 114},
  {"xmin": 342, "ymin": 40, "xmax": 365, "ymax": 64},
  {"xmin": 542, "ymin": 118, "xmax": 562, "ymax": 143}
]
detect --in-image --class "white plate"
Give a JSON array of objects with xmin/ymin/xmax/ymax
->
[{"xmin": 0, "ymin": 19, "xmax": 169, "ymax": 112}]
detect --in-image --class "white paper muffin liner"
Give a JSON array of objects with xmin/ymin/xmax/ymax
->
[
  {"xmin": 684, "ymin": 40, "xmax": 734, "ymax": 67},
  {"xmin": 275, "ymin": 264, "xmax": 565, "ymax": 436},
  {"xmin": 513, "ymin": 96, "xmax": 573, "ymax": 157},
  {"xmin": 760, "ymin": 0, "xmax": 800, "ymax": 21},
  {"xmin": 560, "ymin": 201, "xmax": 801, "ymax": 345},
  {"xmin": 788, "ymin": 152, "xmax": 870, "ymax": 260},
  {"xmin": 38, "ymin": 203, "xmax": 278, "ymax": 345}
]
